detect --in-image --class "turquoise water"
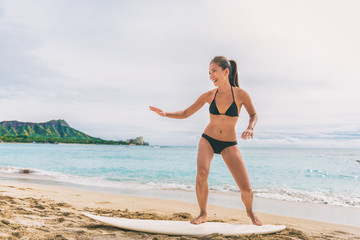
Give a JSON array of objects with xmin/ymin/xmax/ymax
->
[{"xmin": 0, "ymin": 143, "xmax": 359, "ymax": 208}]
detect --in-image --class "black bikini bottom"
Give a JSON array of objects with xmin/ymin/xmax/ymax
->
[{"xmin": 201, "ymin": 133, "xmax": 237, "ymax": 154}]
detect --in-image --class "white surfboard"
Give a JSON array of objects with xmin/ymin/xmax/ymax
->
[{"xmin": 82, "ymin": 212, "xmax": 286, "ymax": 236}]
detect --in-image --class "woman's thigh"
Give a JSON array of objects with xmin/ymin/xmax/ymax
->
[
  {"xmin": 221, "ymin": 146, "xmax": 251, "ymax": 191},
  {"xmin": 197, "ymin": 137, "xmax": 214, "ymax": 174}
]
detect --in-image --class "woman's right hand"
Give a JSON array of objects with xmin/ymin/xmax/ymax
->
[{"xmin": 149, "ymin": 106, "xmax": 166, "ymax": 117}]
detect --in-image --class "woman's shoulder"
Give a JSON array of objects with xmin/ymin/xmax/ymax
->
[
  {"xmin": 197, "ymin": 89, "xmax": 216, "ymax": 103},
  {"xmin": 202, "ymin": 88, "xmax": 217, "ymax": 96},
  {"xmin": 233, "ymin": 86, "xmax": 245, "ymax": 94},
  {"xmin": 234, "ymin": 87, "xmax": 251, "ymax": 100}
]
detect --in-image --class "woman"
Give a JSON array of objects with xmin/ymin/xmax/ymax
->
[{"xmin": 149, "ymin": 56, "xmax": 262, "ymax": 226}]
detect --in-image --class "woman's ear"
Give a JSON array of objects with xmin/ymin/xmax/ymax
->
[{"xmin": 224, "ymin": 67, "xmax": 229, "ymax": 77}]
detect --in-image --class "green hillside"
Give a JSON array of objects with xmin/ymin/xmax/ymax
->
[{"xmin": 0, "ymin": 119, "xmax": 127, "ymax": 144}]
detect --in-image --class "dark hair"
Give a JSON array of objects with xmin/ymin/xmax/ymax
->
[{"xmin": 210, "ymin": 56, "xmax": 239, "ymax": 87}]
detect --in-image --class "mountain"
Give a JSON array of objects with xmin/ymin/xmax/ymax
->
[
  {"xmin": 0, "ymin": 119, "xmax": 126, "ymax": 144},
  {"xmin": 0, "ymin": 119, "xmax": 95, "ymax": 139}
]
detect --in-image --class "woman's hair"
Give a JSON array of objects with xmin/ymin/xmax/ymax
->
[{"xmin": 210, "ymin": 56, "xmax": 239, "ymax": 87}]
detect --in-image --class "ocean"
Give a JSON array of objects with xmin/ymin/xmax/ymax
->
[{"xmin": 1, "ymin": 143, "xmax": 359, "ymax": 210}]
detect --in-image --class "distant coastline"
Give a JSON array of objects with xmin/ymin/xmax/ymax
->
[
  {"xmin": 0, "ymin": 142, "xmax": 150, "ymax": 146},
  {"xmin": 0, "ymin": 119, "xmax": 149, "ymax": 146}
]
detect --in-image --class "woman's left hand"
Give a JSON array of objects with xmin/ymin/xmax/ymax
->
[{"xmin": 241, "ymin": 128, "xmax": 254, "ymax": 140}]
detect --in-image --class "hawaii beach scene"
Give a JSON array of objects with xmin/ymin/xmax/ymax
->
[{"xmin": 1, "ymin": 1, "xmax": 360, "ymax": 239}]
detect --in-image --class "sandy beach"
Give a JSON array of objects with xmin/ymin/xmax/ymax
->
[{"xmin": 0, "ymin": 180, "xmax": 359, "ymax": 240}]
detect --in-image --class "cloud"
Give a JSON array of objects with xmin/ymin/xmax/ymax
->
[{"xmin": 0, "ymin": 0, "xmax": 359, "ymax": 146}]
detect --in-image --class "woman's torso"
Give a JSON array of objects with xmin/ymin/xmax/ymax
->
[{"xmin": 203, "ymin": 87, "xmax": 242, "ymax": 141}]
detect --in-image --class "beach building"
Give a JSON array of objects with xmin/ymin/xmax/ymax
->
[{"xmin": 126, "ymin": 136, "xmax": 148, "ymax": 145}]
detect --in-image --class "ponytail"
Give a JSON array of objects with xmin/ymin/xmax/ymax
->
[{"xmin": 229, "ymin": 60, "xmax": 239, "ymax": 87}]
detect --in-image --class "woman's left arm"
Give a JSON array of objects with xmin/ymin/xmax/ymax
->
[{"xmin": 240, "ymin": 89, "xmax": 258, "ymax": 140}]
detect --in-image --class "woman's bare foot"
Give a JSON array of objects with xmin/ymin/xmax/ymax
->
[
  {"xmin": 247, "ymin": 210, "xmax": 262, "ymax": 226},
  {"xmin": 190, "ymin": 212, "xmax": 207, "ymax": 224}
]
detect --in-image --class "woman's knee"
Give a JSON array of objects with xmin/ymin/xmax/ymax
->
[
  {"xmin": 241, "ymin": 187, "xmax": 253, "ymax": 195},
  {"xmin": 197, "ymin": 168, "xmax": 209, "ymax": 180}
]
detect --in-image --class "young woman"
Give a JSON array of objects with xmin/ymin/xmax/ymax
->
[{"xmin": 149, "ymin": 56, "xmax": 262, "ymax": 226}]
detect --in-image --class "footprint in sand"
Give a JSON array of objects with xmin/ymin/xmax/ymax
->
[{"xmin": 95, "ymin": 201, "xmax": 112, "ymax": 204}]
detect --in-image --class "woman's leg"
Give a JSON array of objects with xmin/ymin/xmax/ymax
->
[
  {"xmin": 190, "ymin": 137, "xmax": 214, "ymax": 224},
  {"xmin": 221, "ymin": 146, "xmax": 263, "ymax": 225}
]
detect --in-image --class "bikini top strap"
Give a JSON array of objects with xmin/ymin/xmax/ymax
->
[
  {"xmin": 231, "ymin": 86, "xmax": 235, "ymax": 101},
  {"xmin": 214, "ymin": 89, "xmax": 218, "ymax": 97}
]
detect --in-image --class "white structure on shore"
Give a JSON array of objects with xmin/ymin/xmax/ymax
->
[{"xmin": 126, "ymin": 136, "xmax": 148, "ymax": 145}]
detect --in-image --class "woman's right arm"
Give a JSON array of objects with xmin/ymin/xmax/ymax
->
[{"xmin": 149, "ymin": 91, "xmax": 210, "ymax": 119}]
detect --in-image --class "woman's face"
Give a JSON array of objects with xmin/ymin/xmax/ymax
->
[{"xmin": 209, "ymin": 62, "xmax": 229, "ymax": 87}]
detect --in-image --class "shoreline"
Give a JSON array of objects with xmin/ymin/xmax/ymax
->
[
  {"xmin": 3, "ymin": 141, "xmax": 360, "ymax": 149},
  {"xmin": 0, "ymin": 142, "xmax": 139, "ymax": 146},
  {"xmin": 1, "ymin": 172, "xmax": 360, "ymax": 228},
  {"xmin": 0, "ymin": 180, "xmax": 359, "ymax": 239}
]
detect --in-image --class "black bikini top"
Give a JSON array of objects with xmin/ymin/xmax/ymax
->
[{"xmin": 209, "ymin": 86, "xmax": 239, "ymax": 117}]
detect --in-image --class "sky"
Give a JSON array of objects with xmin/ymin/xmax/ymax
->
[{"xmin": 1, "ymin": 0, "xmax": 359, "ymax": 147}]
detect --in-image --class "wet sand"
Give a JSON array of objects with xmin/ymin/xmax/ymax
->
[{"xmin": 0, "ymin": 180, "xmax": 359, "ymax": 240}]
